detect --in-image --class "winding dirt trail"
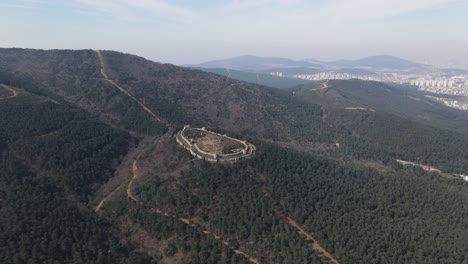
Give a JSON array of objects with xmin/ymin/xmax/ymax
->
[
  {"xmin": 95, "ymin": 50, "xmax": 161, "ymax": 122},
  {"xmin": 152, "ymin": 209, "xmax": 259, "ymax": 264},
  {"xmin": 284, "ymin": 216, "xmax": 339, "ymax": 264},
  {"xmin": 262, "ymin": 188, "xmax": 338, "ymax": 263},
  {"xmin": 95, "ymin": 185, "xmax": 122, "ymax": 212},
  {"xmin": 311, "ymin": 80, "xmax": 330, "ymax": 91},
  {"xmin": 38, "ymin": 130, "xmax": 60, "ymax": 138},
  {"xmin": 130, "ymin": 159, "xmax": 259, "ymax": 263},
  {"xmin": 128, "ymin": 155, "xmax": 258, "ymax": 263},
  {"xmin": 99, "ymin": 144, "xmax": 259, "ymax": 263},
  {"xmin": 127, "ymin": 151, "xmax": 143, "ymax": 202},
  {"xmin": 0, "ymin": 84, "xmax": 18, "ymax": 99},
  {"xmin": 94, "ymin": 49, "xmax": 163, "ymax": 210},
  {"xmin": 345, "ymin": 107, "xmax": 375, "ymax": 112},
  {"xmin": 95, "ymin": 144, "xmax": 145, "ymax": 211}
]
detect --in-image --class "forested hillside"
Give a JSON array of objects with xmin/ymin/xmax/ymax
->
[
  {"xmin": 0, "ymin": 90, "xmax": 151, "ymax": 263},
  {"xmin": 293, "ymin": 80, "xmax": 468, "ymax": 172},
  {"xmin": 294, "ymin": 79, "xmax": 468, "ymax": 134},
  {"xmin": 101, "ymin": 136, "xmax": 467, "ymax": 264},
  {"xmin": 0, "ymin": 48, "xmax": 466, "ymax": 264},
  {"xmin": 0, "ymin": 49, "xmax": 326, "ymax": 141},
  {"xmin": 325, "ymin": 109, "xmax": 468, "ymax": 172}
]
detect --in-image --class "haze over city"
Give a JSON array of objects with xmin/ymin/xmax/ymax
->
[{"xmin": 1, "ymin": 0, "xmax": 467, "ymax": 67}]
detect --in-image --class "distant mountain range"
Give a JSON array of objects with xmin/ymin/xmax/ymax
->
[
  {"xmin": 192, "ymin": 67, "xmax": 312, "ymax": 89},
  {"xmin": 190, "ymin": 55, "xmax": 322, "ymax": 71},
  {"xmin": 188, "ymin": 55, "xmax": 429, "ymax": 72},
  {"xmin": 326, "ymin": 55, "xmax": 426, "ymax": 70},
  {"xmin": 187, "ymin": 55, "xmax": 424, "ymax": 88}
]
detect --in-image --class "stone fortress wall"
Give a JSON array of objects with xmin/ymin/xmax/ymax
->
[{"xmin": 176, "ymin": 125, "xmax": 255, "ymax": 163}]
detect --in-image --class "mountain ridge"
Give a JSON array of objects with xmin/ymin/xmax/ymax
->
[
  {"xmin": 190, "ymin": 54, "xmax": 428, "ymax": 71},
  {"xmin": 327, "ymin": 55, "xmax": 427, "ymax": 69},
  {"xmin": 188, "ymin": 55, "xmax": 322, "ymax": 71}
]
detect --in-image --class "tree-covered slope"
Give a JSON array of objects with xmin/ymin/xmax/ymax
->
[
  {"xmin": 295, "ymin": 79, "xmax": 468, "ymax": 134},
  {"xmin": 0, "ymin": 48, "xmax": 466, "ymax": 264},
  {"xmin": 124, "ymin": 139, "xmax": 467, "ymax": 264},
  {"xmin": 0, "ymin": 89, "xmax": 153, "ymax": 263},
  {"xmin": 293, "ymin": 80, "xmax": 468, "ymax": 172},
  {"xmin": 251, "ymin": 145, "xmax": 467, "ymax": 264},
  {"xmin": 0, "ymin": 48, "xmax": 326, "ymax": 141}
]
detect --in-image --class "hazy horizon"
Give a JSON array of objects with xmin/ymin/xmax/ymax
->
[{"xmin": 1, "ymin": 0, "xmax": 467, "ymax": 67}]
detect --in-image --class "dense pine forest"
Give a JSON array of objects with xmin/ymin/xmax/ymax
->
[
  {"xmin": 0, "ymin": 49, "xmax": 467, "ymax": 263},
  {"xmin": 121, "ymin": 143, "xmax": 466, "ymax": 264},
  {"xmin": 0, "ymin": 91, "xmax": 152, "ymax": 263}
]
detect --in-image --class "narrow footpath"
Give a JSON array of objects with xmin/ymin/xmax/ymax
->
[
  {"xmin": 0, "ymin": 84, "xmax": 18, "ymax": 99},
  {"xmin": 345, "ymin": 107, "xmax": 375, "ymax": 112},
  {"xmin": 284, "ymin": 216, "xmax": 339, "ymax": 264},
  {"xmin": 152, "ymin": 208, "xmax": 260, "ymax": 264},
  {"xmin": 262, "ymin": 188, "xmax": 339, "ymax": 264},
  {"xmin": 311, "ymin": 79, "xmax": 330, "ymax": 91},
  {"xmin": 95, "ymin": 50, "xmax": 163, "ymax": 210},
  {"xmin": 129, "ymin": 157, "xmax": 259, "ymax": 263},
  {"xmin": 95, "ymin": 185, "xmax": 122, "ymax": 212},
  {"xmin": 95, "ymin": 50, "xmax": 161, "ymax": 122},
  {"xmin": 127, "ymin": 152, "xmax": 143, "ymax": 202}
]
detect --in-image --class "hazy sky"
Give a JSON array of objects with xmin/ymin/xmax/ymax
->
[{"xmin": 1, "ymin": 0, "xmax": 467, "ymax": 66}]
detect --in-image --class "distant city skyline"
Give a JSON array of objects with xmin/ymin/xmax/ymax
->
[{"xmin": 1, "ymin": 0, "xmax": 467, "ymax": 67}]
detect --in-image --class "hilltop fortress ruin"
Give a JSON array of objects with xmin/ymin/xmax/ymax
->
[{"xmin": 176, "ymin": 125, "xmax": 255, "ymax": 163}]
